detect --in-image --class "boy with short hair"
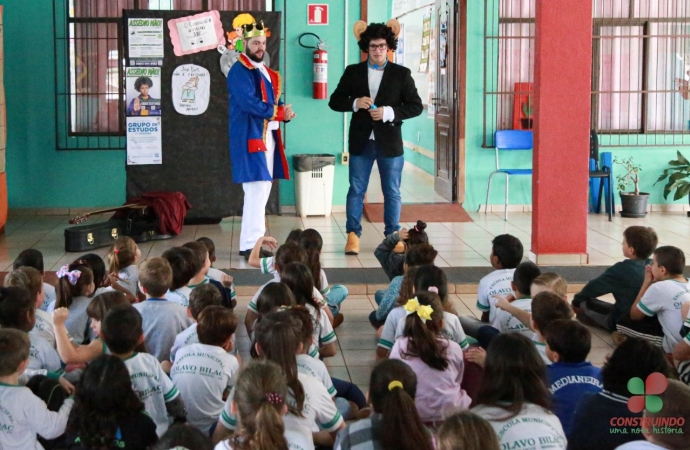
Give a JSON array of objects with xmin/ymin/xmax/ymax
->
[
  {"xmin": 180, "ymin": 241, "xmax": 236, "ymax": 308},
  {"xmin": 101, "ymin": 305, "xmax": 186, "ymax": 436},
  {"xmin": 169, "ymin": 283, "xmax": 223, "ymax": 364},
  {"xmin": 162, "ymin": 247, "xmax": 197, "ymax": 307},
  {"xmin": 0, "ymin": 328, "xmax": 74, "ymax": 448},
  {"xmin": 475, "ymin": 261, "xmax": 542, "ymax": 348},
  {"xmin": 14, "ymin": 248, "xmax": 55, "ymax": 311},
  {"xmin": 5, "ymin": 267, "xmax": 54, "ymax": 347},
  {"xmin": 572, "ymin": 225, "xmax": 658, "ymax": 331},
  {"xmin": 133, "ymin": 258, "xmax": 193, "ymax": 362},
  {"xmin": 171, "ymin": 306, "xmax": 240, "ymax": 435},
  {"xmin": 196, "ymin": 236, "xmax": 225, "ymax": 282},
  {"xmin": 544, "ymin": 319, "xmax": 602, "ymax": 436},
  {"xmin": 627, "ymin": 246, "xmax": 690, "ymax": 353},
  {"xmin": 460, "ymin": 234, "xmax": 523, "ymax": 337},
  {"xmin": 530, "ymin": 291, "xmax": 574, "ymax": 364}
]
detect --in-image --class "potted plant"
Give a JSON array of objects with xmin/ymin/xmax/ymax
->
[
  {"xmin": 520, "ymin": 96, "xmax": 533, "ymax": 129},
  {"xmin": 654, "ymin": 150, "xmax": 690, "ymax": 217},
  {"xmin": 614, "ymin": 156, "xmax": 649, "ymax": 218}
]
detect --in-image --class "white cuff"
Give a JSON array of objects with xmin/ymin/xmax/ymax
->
[
  {"xmin": 382, "ymin": 106, "xmax": 395, "ymax": 122},
  {"xmin": 353, "ymin": 99, "xmax": 359, "ymax": 112}
]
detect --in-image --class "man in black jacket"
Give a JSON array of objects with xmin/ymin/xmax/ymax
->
[{"xmin": 329, "ymin": 22, "xmax": 423, "ymax": 255}]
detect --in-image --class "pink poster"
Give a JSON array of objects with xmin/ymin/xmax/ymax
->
[{"xmin": 168, "ymin": 11, "xmax": 225, "ymax": 57}]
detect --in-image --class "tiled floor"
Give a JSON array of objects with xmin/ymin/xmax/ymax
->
[{"xmin": 8, "ymin": 209, "xmax": 690, "ymax": 271}]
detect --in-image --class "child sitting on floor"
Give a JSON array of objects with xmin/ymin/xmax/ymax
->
[
  {"xmin": 106, "ymin": 236, "xmax": 141, "ymax": 298},
  {"xmin": 48, "ymin": 263, "xmax": 95, "ymax": 345},
  {"xmin": 0, "ymin": 329, "xmax": 74, "ymax": 449},
  {"xmin": 460, "ymin": 234, "xmax": 523, "ymax": 338},
  {"xmin": 101, "ymin": 305, "xmax": 187, "ymax": 436},
  {"xmin": 374, "ymin": 219, "xmax": 429, "ymax": 281},
  {"xmin": 5, "ymin": 267, "xmax": 54, "ymax": 347},
  {"xmin": 626, "ymin": 245, "xmax": 690, "ymax": 353},
  {"xmin": 133, "ymin": 258, "xmax": 193, "ymax": 362},
  {"xmin": 13, "ymin": 248, "xmax": 55, "ymax": 311},
  {"xmin": 196, "ymin": 236, "xmax": 225, "ymax": 283}
]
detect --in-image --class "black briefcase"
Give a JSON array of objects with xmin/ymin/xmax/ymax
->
[{"xmin": 64, "ymin": 220, "xmax": 126, "ymax": 252}]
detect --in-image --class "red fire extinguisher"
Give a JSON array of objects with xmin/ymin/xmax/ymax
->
[{"xmin": 300, "ymin": 33, "xmax": 328, "ymax": 100}]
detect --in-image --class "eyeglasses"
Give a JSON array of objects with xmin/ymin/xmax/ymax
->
[
  {"xmin": 242, "ymin": 21, "xmax": 265, "ymax": 33},
  {"xmin": 368, "ymin": 43, "xmax": 388, "ymax": 51}
]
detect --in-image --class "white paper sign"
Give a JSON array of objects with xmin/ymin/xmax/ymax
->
[
  {"xmin": 175, "ymin": 14, "xmax": 218, "ymax": 53},
  {"xmin": 172, "ymin": 64, "xmax": 211, "ymax": 115},
  {"xmin": 127, "ymin": 117, "xmax": 162, "ymax": 165},
  {"xmin": 128, "ymin": 18, "xmax": 164, "ymax": 65}
]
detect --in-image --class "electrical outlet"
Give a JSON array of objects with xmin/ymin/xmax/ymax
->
[{"xmin": 341, "ymin": 152, "xmax": 349, "ymax": 165}]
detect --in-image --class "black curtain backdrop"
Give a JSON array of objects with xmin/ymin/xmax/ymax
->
[{"xmin": 123, "ymin": 10, "xmax": 281, "ymax": 219}]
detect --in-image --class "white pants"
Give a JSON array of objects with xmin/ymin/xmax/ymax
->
[{"xmin": 240, "ymin": 125, "xmax": 278, "ymax": 251}]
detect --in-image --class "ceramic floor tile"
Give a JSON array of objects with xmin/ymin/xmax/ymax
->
[{"xmin": 341, "ymin": 349, "xmax": 377, "ymax": 367}]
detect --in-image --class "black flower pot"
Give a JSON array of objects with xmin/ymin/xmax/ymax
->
[
  {"xmin": 619, "ymin": 192, "xmax": 649, "ymax": 218},
  {"xmin": 520, "ymin": 118, "xmax": 533, "ymax": 129}
]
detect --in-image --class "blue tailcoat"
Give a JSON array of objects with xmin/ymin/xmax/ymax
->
[{"xmin": 227, "ymin": 53, "xmax": 289, "ymax": 183}]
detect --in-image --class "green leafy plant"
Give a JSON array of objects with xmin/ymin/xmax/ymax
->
[
  {"xmin": 614, "ymin": 156, "xmax": 641, "ymax": 195},
  {"xmin": 521, "ymin": 96, "xmax": 533, "ymax": 118},
  {"xmin": 655, "ymin": 150, "xmax": 690, "ymax": 201}
]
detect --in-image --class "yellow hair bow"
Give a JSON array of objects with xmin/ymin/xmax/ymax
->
[{"xmin": 404, "ymin": 298, "xmax": 433, "ymax": 323}]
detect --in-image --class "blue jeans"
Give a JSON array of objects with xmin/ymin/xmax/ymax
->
[
  {"xmin": 326, "ymin": 284, "xmax": 349, "ymax": 316},
  {"xmin": 346, "ymin": 140, "xmax": 404, "ymax": 236}
]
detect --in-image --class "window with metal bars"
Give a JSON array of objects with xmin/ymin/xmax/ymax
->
[
  {"xmin": 54, "ymin": 0, "xmax": 269, "ymax": 150},
  {"xmin": 483, "ymin": 0, "xmax": 690, "ymax": 147}
]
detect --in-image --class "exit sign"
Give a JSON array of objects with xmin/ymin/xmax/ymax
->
[{"xmin": 308, "ymin": 4, "xmax": 328, "ymax": 25}]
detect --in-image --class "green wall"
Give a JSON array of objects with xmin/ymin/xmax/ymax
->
[
  {"xmin": 4, "ymin": 0, "xmax": 127, "ymax": 208},
  {"xmin": 402, "ymin": 113, "xmax": 434, "ymax": 175}
]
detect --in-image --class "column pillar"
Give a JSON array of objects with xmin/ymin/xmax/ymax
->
[{"xmin": 531, "ymin": 0, "xmax": 592, "ymax": 264}]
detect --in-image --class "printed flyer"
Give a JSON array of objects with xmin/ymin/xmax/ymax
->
[
  {"xmin": 127, "ymin": 117, "xmax": 162, "ymax": 165},
  {"xmin": 127, "ymin": 18, "xmax": 164, "ymax": 66},
  {"xmin": 125, "ymin": 67, "xmax": 161, "ymax": 117}
]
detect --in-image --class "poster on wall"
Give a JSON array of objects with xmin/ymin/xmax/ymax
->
[
  {"xmin": 418, "ymin": 8, "xmax": 431, "ymax": 72},
  {"xmin": 127, "ymin": 18, "xmax": 164, "ymax": 66},
  {"xmin": 168, "ymin": 11, "xmax": 225, "ymax": 56},
  {"xmin": 395, "ymin": 22, "xmax": 404, "ymax": 65},
  {"xmin": 125, "ymin": 67, "xmax": 161, "ymax": 116},
  {"xmin": 127, "ymin": 117, "xmax": 162, "ymax": 165},
  {"xmin": 172, "ymin": 64, "xmax": 211, "ymax": 115}
]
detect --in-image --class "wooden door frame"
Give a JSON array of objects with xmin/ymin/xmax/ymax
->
[{"xmin": 359, "ymin": 0, "xmax": 466, "ymax": 204}]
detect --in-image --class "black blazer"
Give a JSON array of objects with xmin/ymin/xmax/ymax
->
[{"xmin": 329, "ymin": 61, "xmax": 423, "ymax": 157}]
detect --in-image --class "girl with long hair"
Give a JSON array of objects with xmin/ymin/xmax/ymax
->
[
  {"xmin": 49, "ymin": 263, "xmax": 95, "ymax": 345},
  {"xmin": 65, "ymin": 354, "xmax": 157, "ymax": 449},
  {"xmin": 390, "ymin": 293, "xmax": 470, "ymax": 426},
  {"xmin": 471, "ymin": 333, "xmax": 566, "ymax": 449},
  {"xmin": 335, "ymin": 359, "xmax": 433, "ymax": 450},
  {"xmin": 105, "ymin": 236, "xmax": 141, "ymax": 297}
]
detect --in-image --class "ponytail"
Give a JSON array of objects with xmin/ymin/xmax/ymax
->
[
  {"xmin": 401, "ymin": 294, "xmax": 448, "ymax": 370},
  {"xmin": 232, "ymin": 359, "xmax": 289, "ymax": 450},
  {"xmin": 56, "ymin": 264, "xmax": 94, "ymax": 309},
  {"xmin": 280, "ymin": 262, "xmax": 321, "ymax": 320},
  {"xmin": 254, "ymin": 312, "xmax": 305, "ymax": 415},
  {"xmin": 298, "ymin": 229, "xmax": 324, "ymax": 292},
  {"xmin": 370, "ymin": 359, "xmax": 433, "ymax": 450},
  {"xmin": 106, "ymin": 237, "xmax": 137, "ymax": 275}
]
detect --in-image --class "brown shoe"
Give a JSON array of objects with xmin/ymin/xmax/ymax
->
[
  {"xmin": 333, "ymin": 313, "xmax": 345, "ymax": 328},
  {"xmin": 345, "ymin": 232, "xmax": 359, "ymax": 255}
]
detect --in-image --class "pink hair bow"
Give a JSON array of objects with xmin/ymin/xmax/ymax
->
[
  {"xmin": 56, "ymin": 265, "xmax": 81, "ymax": 285},
  {"xmin": 428, "ymin": 286, "xmax": 439, "ymax": 293}
]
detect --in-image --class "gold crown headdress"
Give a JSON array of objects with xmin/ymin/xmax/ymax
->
[{"xmin": 242, "ymin": 20, "xmax": 266, "ymax": 40}]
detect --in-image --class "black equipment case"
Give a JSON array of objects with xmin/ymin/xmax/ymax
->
[{"xmin": 64, "ymin": 217, "xmax": 170, "ymax": 253}]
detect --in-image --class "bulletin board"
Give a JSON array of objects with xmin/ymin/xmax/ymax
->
[{"xmin": 123, "ymin": 10, "xmax": 282, "ymax": 220}]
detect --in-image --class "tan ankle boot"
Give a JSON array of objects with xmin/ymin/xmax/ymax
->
[{"xmin": 345, "ymin": 232, "xmax": 360, "ymax": 255}]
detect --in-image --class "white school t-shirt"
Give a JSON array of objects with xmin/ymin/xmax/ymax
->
[
  {"xmin": 220, "ymin": 372, "xmax": 343, "ymax": 435},
  {"xmin": 393, "ymin": 310, "xmax": 470, "ymax": 350},
  {"xmin": 615, "ymin": 442, "xmax": 668, "ymax": 450},
  {"xmin": 637, "ymin": 279, "xmax": 690, "ymax": 353},
  {"xmin": 47, "ymin": 295, "xmax": 92, "ymax": 345},
  {"xmin": 207, "ymin": 267, "xmax": 225, "ymax": 283},
  {"xmin": 472, "ymin": 402, "xmax": 567, "ymax": 450},
  {"xmin": 165, "ymin": 289, "xmax": 188, "ymax": 307},
  {"xmin": 170, "ymin": 323, "xmax": 198, "ymax": 363},
  {"xmin": 306, "ymin": 303, "xmax": 337, "ymax": 358},
  {"xmin": 492, "ymin": 297, "xmax": 533, "ymax": 338},
  {"xmin": 42, "ymin": 282, "xmax": 56, "ymax": 311},
  {"xmin": 296, "ymin": 353, "xmax": 336, "ymax": 397},
  {"xmin": 28, "ymin": 334, "xmax": 62, "ymax": 374},
  {"xmin": 477, "ymin": 268, "xmax": 515, "ymax": 319},
  {"xmin": 0, "ymin": 384, "xmax": 74, "ymax": 450},
  {"xmin": 117, "ymin": 264, "xmax": 139, "ymax": 297},
  {"xmin": 31, "ymin": 308, "xmax": 55, "ymax": 348},
  {"xmin": 532, "ymin": 333, "xmax": 551, "ymax": 366},
  {"xmin": 123, "ymin": 352, "xmax": 180, "ymax": 436},
  {"xmin": 171, "ymin": 343, "xmax": 240, "ymax": 434},
  {"xmin": 377, "ymin": 306, "xmax": 407, "ymax": 350},
  {"xmin": 214, "ymin": 424, "xmax": 314, "ymax": 450}
]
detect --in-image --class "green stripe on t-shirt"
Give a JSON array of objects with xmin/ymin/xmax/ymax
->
[
  {"xmin": 328, "ymin": 386, "xmax": 337, "ymax": 396},
  {"xmin": 261, "ymin": 258, "xmax": 269, "ymax": 274},
  {"xmin": 476, "ymin": 302, "xmax": 490, "ymax": 311},
  {"xmin": 164, "ymin": 386, "xmax": 178, "ymax": 401},
  {"xmin": 637, "ymin": 302, "xmax": 654, "ymax": 316},
  {"xmin": 221, "ymin": 409, "xmax": 237, "ymax": 427},
  {"xmin": 377, "ymin": 339, "xmax": 394, "ymax": 350},
  {"xmin": 321, "ymin": 331, "xmax": 336, "ymax": 344},
  {"xmin": 320, "ymin": 411, "xmax": 343, "ymax": 431},
  {"xmin": 459, "ymin": 339, "xmax": 469, "ymax": 350}
]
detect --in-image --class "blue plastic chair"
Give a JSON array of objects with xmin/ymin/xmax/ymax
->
[{"xmin": 485, "ymin": 130, "xmax": 533, "ymax": 221}]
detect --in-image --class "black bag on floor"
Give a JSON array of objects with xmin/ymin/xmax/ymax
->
[{"xmin": 64, "ymin": 220, "xmax": 126, "ymax": 252}]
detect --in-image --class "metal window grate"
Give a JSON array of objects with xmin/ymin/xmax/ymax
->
[
  {"xmin": 483, "ymin": 0, "xmax": 690, "ymax": 148},
  {"xmin": 54, "ymin": 0, "xmax": 270, "ymax": 150}
]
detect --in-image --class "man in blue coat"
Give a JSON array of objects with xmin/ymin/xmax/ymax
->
[{"xmin": 227, "ymin": 21, "xmax": 295, "ymax": 259}]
